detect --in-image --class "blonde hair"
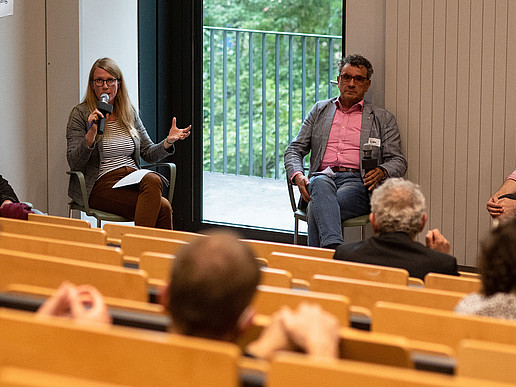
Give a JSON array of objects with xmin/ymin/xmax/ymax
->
[{"xmin": 83, "ymin": 57, "xmax": 136, "ymax": 137}]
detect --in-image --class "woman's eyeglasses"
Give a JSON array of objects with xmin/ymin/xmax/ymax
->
[{"xmin": 92, "ymin": 78, "xmax": 118, "ymax": 87}]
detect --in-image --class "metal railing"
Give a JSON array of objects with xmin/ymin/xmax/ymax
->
[{"xmin": 203, "ymin": 26, "xmax": 342, "ymax": 179}]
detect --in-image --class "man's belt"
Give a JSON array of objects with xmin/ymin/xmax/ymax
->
[{"xmin": 331, "ymin": 166, "xmax": 360, "ymax": 173}]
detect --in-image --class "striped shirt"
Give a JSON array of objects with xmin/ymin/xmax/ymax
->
[{"xmin": 98, "ymin": 121, "xmax": 138, "ymax": 179}]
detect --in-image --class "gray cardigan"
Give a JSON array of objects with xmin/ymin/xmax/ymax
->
[
  {"xmin": 284, "ymin": 98, "xmax": 407, "ymax": 180},
  {"xmin": 66, "ymin": 102, "xmax": 174, "ymax": 206}
]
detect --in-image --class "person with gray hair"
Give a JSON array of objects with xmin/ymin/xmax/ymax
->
[{"xmin": 334, "ymin": 178, "xmax": 458, "ymax": 279}]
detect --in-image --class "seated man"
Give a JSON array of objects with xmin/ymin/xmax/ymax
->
[
  {"xmin": 38, "ymin": 231, "xmax": 340, "ymax": 359},
  {"xmin": 334, "ymin": 178, "xmax": 458, "ymax": 280},
  {"xmin": 0, "ymin": 174, "xmax": 33, "ymax": 220},
  {"xmin": 284, "ymin": 54, "xmax": 407, "ymax": 249},
  {"xmin": 487, "ymin": 169, "xmax": 516, "ymax": 221}
]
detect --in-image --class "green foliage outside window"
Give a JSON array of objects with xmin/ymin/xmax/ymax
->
[{"xmin": 203, "ymin": 0, "xmax": 342, "ymax": 178}]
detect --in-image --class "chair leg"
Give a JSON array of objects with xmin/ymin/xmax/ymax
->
[
  {"xmin": 97, "ymin": 218, "xmax": 102, "ymax": 228},
  {"xmin": 294, "ymin": 219, "xmax": 299, "ymax": 245},
  {"xmin": 361, "ymin": 225, "xmax": 366, "ymax": 241},
  {"xmin": 67, "ymin": 204, "xmax": 72, "ymax": 218}
]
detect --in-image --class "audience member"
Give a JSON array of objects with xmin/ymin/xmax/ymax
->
[
  {"xmin": 37, "ymin": 281, "xmax": 111, "ymax": 325},
  {"xmin": 66, "ymin": 57, "xmax": 191, "ymax": 229},
  {"xmin": 0, "ymin": 174, "xmax": 19, "ymax": 206},
  {"xmin": 334, "ymin": 178, "xmax": 458, "ymax": 280},
  {"xmin": 0, "ymin": 174, "xmax": 33, "ymax": 220},
  {"xmin": 486, "ymin": 169, "xmax": 516, "ymax": 221},
  {"xmin": 284, "ymin": 54, "xmax": 407, "ymax": 248},
  {"xmin": 38, "ymin": 231, "xmax": 340, "ymax": 359},
  {"xmin": 455, "ymin": 217, "xmax": 516, "ymax": 320}
]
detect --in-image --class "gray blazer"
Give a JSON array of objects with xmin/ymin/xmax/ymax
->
[
  {"xmin": 284, "ymin": 98, "xmax": 407, "ymax": 181},
  {"xmin": 66, "ymin": 102, "xmax": 174, "ymax": 206}
]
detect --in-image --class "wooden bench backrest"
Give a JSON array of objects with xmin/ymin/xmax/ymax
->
[
  {"xmin": 424, "ymin": 273, "xmax": 481, "ymax": 294},
  {"xmin": 373, "ymin": 302, "xmax": 516, "ymax": 351},
  {"xmin": 139, "ymin": 252, "xmax": 174, "ymax": 282},
  {"xmin": 104, "ymin": 223, "xmax": 203, "ymax": 245},
  {"xmin": 120, "ymin": 234, "xmax": 188, "ymax": 260},
  {"xmin": 0, "ymin": 218, "xmax": 106, "ymax": 245},
  {"xmin": 0, "ymin": 248, "xmax": 147, "ymax": 302},
  {"xmin": 268, "ymin": 353, "xmax": 509, "ymax": 387},
  {"xmin": 311, "ymin": 275, "xmax": 465, "ymax": 312},
  {"xmin": 458, "ymin": 271, "xmax": 480, "ymax": 279},
  {"xmin": 0, "ymin": 366, "xmax": 124, "ymax": 387},
  {"xmin": 252, "ymin": 285, "xmax": 350, "ymax": 326},
  {"xmin": 0, "ymin": 232, "xmax": 123, "ymax": 266},
  {"xmin": 0, "ymin": 309, "xmax": 239, "ymax": 387},
  {"xmin": 28, "ymin": 213, "xmax": 91, "ymax": 228},
  {"xmin": 241, "ymin": 239, "xmax": 334, "ymax": 259},
  {"xmin": 267, "ymin": 252, "xmax": 409, "ymax": 285},
  {"xmin": 260, "ymin": 267, "xmax": 292, "ymax": 288},
  {"xmin": 243, "ymin": 315, "xmax": 412, "ymax": 368},
  {"xmin": 138, "ymin": 252, "xmax": 291, "ymax": 290},
  {"xmin": 4, "ymin": 283, "xmax": 165, "ymax": 316},
  {"xmin": 457, "ymin": 339, "xmax": 516, "ymax": 385},
  {"xmin": 339, "ymin": 328, "xmax": 412, "ymax": 368}
]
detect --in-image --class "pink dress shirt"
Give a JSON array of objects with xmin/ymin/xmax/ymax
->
[
  {"xmin": 291, "ymin": 99, "xmax": 364, "ymax": 182},
  {"xmin": 318, "ymin": 99, "xmax": 363, "ymax": 171},
  {"xmin": 507, "ymin": 169, "xmax": 516, "ymax": 181}
]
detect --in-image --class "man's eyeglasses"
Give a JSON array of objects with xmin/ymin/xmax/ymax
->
[
  {"xmin": 92, "ymin": 78, "xmax": 118, "ymax": 87},
  {"xmin": 339, "ymin": 73, "xmax": 368, "ymax": 85}
]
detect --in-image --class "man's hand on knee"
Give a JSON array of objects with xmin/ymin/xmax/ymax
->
[{"xmin": 294, "ymin": 174, "xmax": 311, "ymax": 202}]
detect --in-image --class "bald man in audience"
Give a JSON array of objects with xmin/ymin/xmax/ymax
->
[
  {"xmin": 334, "ymin": 178, "xmax": 458, "ymax": 280},
  {"xmin": 38, "ymin": 230, "xmax": 339, "ymax": 359}
]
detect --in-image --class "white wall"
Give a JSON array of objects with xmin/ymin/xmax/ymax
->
[
  {"xmin": 0, "ymin": 0, "xmax": 48, "ymax": 210},
  {"xmin": 1, "ymin": 0, "xmax": 138, "ymax": 216},
  {"xmin": 346, "ymin": 0, "xmax": 386, "ymax": 108},
  {"xmin": 79, "ymin": 0, "xmax": 139, "ymax": 109}
]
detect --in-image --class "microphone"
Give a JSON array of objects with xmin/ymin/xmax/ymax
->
[
  {"xmin": 362, "ymin": 143, "xmax": 378, "ymax": 174},
  {"xmin": 96, "ymin": 93, "xmax": 113, "ymax": 135}
]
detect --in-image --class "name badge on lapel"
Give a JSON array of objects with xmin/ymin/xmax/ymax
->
[{"xmin": 367, "ymin": 138, "xmax": 381, "ymax": 147}]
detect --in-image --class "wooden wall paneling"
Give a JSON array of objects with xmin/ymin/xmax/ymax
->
[
  {"xmin": 477, "ymin": 1, "xmax": 496, "ymax": 245},
  {"xmin": 385, "ymin": 0, "xmax": 516, "ymax": 265},
  {"xmin": 491, "ymin": 0, "xmax": 508, "ymax": 196},
  {"xmin": 504, "ymin": 2, "xmax": 516, "ymax": 183},
  {"xmin": 441, "ymin": 0, "xmax": 459, "ymax": 244},
  {"xmin": 453, "ymin": 0, "xmax": 472, "ymax": 264},
  {"xmin": 408, "ymin": 0, "xmax": 422, "ymax": 186},
  {"xmin": 429, "ymin": 0, "xmax": 446, "ymax": 230},
  {"xmin": 464, "ymin": 0, "xmax": 483, "ymax": 265},
  {"xmin": 418, "ymin": 0, "xmax": 435, "ymax": 236},
  {"xmin": 396, "ymin": 0, "xmax": 410, "ymax": 173},
  {"xmin": 385, "ymin": 0, "xmax": 398, "ymax": 115}
]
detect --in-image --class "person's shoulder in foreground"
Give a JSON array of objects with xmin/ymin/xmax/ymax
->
[
  {"xmin": 455, "ymin": 292, "xmax": 516, "ymax": 320},
  {"xmin": 455, "ymin": 217, "xmax": 516, "ymax": 320}
]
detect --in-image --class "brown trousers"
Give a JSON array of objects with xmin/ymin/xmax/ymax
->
[{"xmin": 89, "ymin": 166, "xmax": 172, "ymax": 229}]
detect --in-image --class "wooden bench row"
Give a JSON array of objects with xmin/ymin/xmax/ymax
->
[{"xmin": 0, "ymin": 306, "xmax": 514, "ymax": 386}]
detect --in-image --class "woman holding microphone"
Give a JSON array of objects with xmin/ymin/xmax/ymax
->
[{"xmin": 66, "ymin": 57, "xmax": 190, "ymax": 229}]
